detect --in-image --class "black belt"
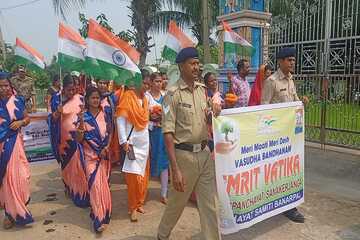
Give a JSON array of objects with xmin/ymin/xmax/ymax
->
[{"xmin": 175, "ymin": 141, "xmax": 208, "ymax": 153}]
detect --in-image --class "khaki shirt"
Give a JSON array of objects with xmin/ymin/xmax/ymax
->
[
  {"xmin": 162, "ymin": 79, "xmax": 209, "ymax": 144},
  {"xmin": 11, "ymin": 75, "xmax": 35, "ymax": 99},
  {"xmin": 261, "ymin": 69, "xmax": 300, "ymax": 104},
  {"xmin": 10, "ymin": 75, "xmax": 35, "ymax": 110}
]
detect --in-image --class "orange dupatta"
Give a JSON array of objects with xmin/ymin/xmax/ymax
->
[
  {"xmin": 115, "ymin": 90, "xmax": 149, "ymax": 131},
  {"xmin": 248, "ymin": 65, "xmax": 265, "ymax": 106}
]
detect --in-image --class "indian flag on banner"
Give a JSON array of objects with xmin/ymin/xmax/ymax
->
[
  {"xmin": 58, "ymin": 22, "xmax": 86, "ymax": 71},
  {"xmin": 85, "ymin": 19, "xmax": 141, "ymax": 86},
  {"xmin": 15, "ymin": 38, "xmax": 45, "ymax": 72},
  {"xmin": 162, "ymin": 20, "xmax": 194, "ymax": 63},
  {"xmin": 223, "ymin": 21, "xmax": 255, "ymax": 57}
]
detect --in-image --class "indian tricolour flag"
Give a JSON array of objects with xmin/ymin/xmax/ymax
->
[
  {"xmin": 85, "ymin": 19, "xmax": 141, "ymax": 86},
  {"xmin": 162, "ymin": 20, "xmax": 194, "ymax": 63},
  {"xmin": 58, "ymin": 22, "xmax": 86, "ymax": 71},
  {"xmin": 15, "ymin": 38, "xmax": 45, "ymax": 72},
  {"xmin": 223, "ymin": 21, "xmax": 255, "ymax": 57}
]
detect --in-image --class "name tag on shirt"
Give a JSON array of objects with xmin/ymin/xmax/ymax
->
[{"xmin": 180, "ymin": 103, "xmax": 192, "ymax": 108}]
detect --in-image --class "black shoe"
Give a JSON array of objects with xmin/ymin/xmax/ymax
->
[{"xmin": 283, "ymin": 208, "xmax": 305, "ymax": 223}]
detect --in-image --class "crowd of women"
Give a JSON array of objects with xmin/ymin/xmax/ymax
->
[
  {"xmin": 0, "ymin": 68, "xmax": 172, "ymax": 233},
  {"xmin": 0, "ymin": 64, "xmax": 272, "ymax": 233}
]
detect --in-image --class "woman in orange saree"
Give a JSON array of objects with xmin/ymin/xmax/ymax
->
[
  {"xmin": 0, "ymin": 72, "xmax": 33, "ymax": 229},
  {"xmin": 76, "ymin": 87, "xmax": 112, "ymax": 233},
  {"xmin": 48, "ymin": 75, "xmax": 89, "ymax": 207},
  {"xmin": 116, "ymin": 82, "xmax": 150, "ymax": 222}
]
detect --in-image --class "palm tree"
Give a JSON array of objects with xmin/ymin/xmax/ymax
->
[
  {"xmin": 52, "ymin": 0, "xmax": 88, "ymax": 20},
  {"xmin": 52, "ymin": 0, "xmax": 189, "ymax": 66},
  {"xmin": 51, "ymin": 0, "xmax": 218, "ymax": 66},
  {"xmin": 153, "ymin": 0, "xmax": 219, "ymax": 45},
  {"xmin": 127, "ymin": 0, "xmax": 192, "ymax": 66}
]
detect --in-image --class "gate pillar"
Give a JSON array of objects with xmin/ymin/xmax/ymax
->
[{"xmin": 217, "ymin": 0, "xmax": 272, "ymax": 93}]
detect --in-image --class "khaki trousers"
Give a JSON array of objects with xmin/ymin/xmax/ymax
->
[{"xmin": 158, "ymin": 148, "xmax": 221, "ymax": 240}]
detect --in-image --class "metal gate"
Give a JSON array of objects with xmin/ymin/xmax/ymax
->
[{"xmin": 267, "ymin": 0, "xmax": 360, "ymax": 149}]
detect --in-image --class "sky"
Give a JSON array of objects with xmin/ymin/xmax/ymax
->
[{"xmin": 0, "ymin": 0, "xmax": 171, "ymax": 64}]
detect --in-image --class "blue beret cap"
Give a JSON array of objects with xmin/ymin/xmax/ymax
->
[
  {"xmin": 277, "ymin": 47, "xmax": 296, "ymax": 59},
  {"xmin": 175, "ymin": 47, "xmax": 199, "ymax": 63},
  {"xmin": 0, "ymin": 71, "xmax": 10, "ymax": 80}
]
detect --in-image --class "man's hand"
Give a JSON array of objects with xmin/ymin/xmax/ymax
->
[
  {"xmin": 9, "ymin": 120, "xmax": 24, "ymax": 130},
  {"xmin": 77, "ymin": 108, "xmax": 85, "ymax": 120},
  {"xmin": 121, "ymin": 142, "xmax": 129, "ymax": 152},
  {"xmin": 57, "ymin": 106, "xmax": 63, "ymax": 114},
  {"xmin": 75, "ymin": 128, "xmax": 84, "ymax": 142},
  {"xmin": 172, "ymin": 167, "xmax": 185, "ymax": 192},
  {"xmin": 302, "ymin": 96, "xmax": 309, "ymax": 105},
  {"xmin": 100, "ymin": 147, "xmax": 109, "ymax": 159},
  {"xmin": 212, "ymin": 103, "xmax": 222, "ymax": 117}
]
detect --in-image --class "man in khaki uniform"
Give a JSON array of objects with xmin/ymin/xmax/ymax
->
[
  {"xmin": 261, "ymin": 48, "xmax": 300, "ymax": 104},
  {"xmin": 261, "ymin": 47, "xmax": 305, "ymax": 223},
  {"xmin": 11, "ymin": 65, "xmax": 36, "ymax": 112},
  {"xmin": 157, "ymin": 47, "xmax": 222, "ymax": 240}
]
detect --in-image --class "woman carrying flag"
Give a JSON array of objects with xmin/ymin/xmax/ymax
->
[
  {"xmin": 116, "ymin": 79, "xmax": 150, "ymax": 222},
  {"xmin": 48, "ymin": 75, "xmax": 89, "ymax": 207},
  {"xmin": 76, "ymin": 87, "xmax": 112, "ymax": 233},
  {"xmin": 97, "ymin": 79, "xmax": 120, "ymax": 168},
  {"xmin": 0, "ymin": 72, "xmax": 34, "ymax": 229}
]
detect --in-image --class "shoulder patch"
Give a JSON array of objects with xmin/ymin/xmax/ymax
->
[
  {"xmin": 196, "ymin": 82, "xmax": 206, "ymax": 87},
  {"xmin": 267, "ymin": 74, "xmax": 277, "ymax": 82},
  {"xmin": 166, "ymin": 85, "xmax": 179, "ymax": 96}
]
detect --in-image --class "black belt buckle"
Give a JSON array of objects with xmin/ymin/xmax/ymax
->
[{"xmin": 175, "ymin": 141, "xmax": 207, "ymax": 153}]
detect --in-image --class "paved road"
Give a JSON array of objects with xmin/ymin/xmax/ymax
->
[{"xmin": 0, "ymin": 147, "xmax": 359, "ymax": 240}]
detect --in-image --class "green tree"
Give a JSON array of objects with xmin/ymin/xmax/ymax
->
[
  {"xmin": 78, "ymin": 13, "xmax": 136, "ymax": 45},
  {"xmin": 127, "ymin": 0, "xmax": 194, "ymax": 66},
  {"xmin": 220, "ymin": 121, "xmax": 234, "ymax": 142},
  {"xmin": 0, "ymin": 42, "xmax": 51, "ymax": 90},
  {"xmin": 270, "ymin": 0, "xmax": 317, "ymax": 17},
  {"xmin": 0, "ymin": 43, "xmax": 15, "ymax": 71},
  {"xmin": 196, "ymin": 45, "xmax": 219, "ymax": 64},
  {"xmin": 154, "ymin": 0, "xmax": 219, "ymax": 45},
  {"xmin": 31, "ymin": 71, "xmax": 51, "ymax": 89},
  {"xmin": 46, "ymin": 55, "xmax": 61, "ymax": 79}
]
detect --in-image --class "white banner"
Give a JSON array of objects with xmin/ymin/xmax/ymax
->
[
  {"xmin": 213, "ymin": 102, "xmax": 305, "ymax": 234},
  {"xmin": 22, "ymin": 112, "xmax": 55, "ymax": 163}
]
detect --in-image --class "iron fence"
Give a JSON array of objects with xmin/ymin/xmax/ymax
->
[
  {"xmin": 267, "ymin": 0, "xmax": 360, "ymax": 149},
  {"xmin": 34, "ymin": 88, "xmax": 48, "ymax": 111},
  {"xmin": 295, "ymin": 74, "xmax": 360, "ymax": 149}
]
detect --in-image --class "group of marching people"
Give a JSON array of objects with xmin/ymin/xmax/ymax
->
[
  {"xmin": 0, "ymin": 47, "xmax": 306, "ymax": 238},
  {"xmin": 0, "ymin": 61, "xmax": 271, "ymax": 233},
  {"xmin": 0, "ymin": 68, "xmax": 170, "ymax": 233}
]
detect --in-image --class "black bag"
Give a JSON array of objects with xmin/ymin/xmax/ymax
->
[
  {"xmin": 127, "ymin": 144, "xmax": 136, "ymax": 160},
  {"xmin": 120, "ymin": 126, "xmax": 135, "ymax": 162}
]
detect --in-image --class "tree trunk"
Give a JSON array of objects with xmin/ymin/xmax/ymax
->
[
  {"xmin": 136, "ymin": 22, "xmax": 149, "ymax": 68},
  {"xmin": 225, "ymin": 133, "xmax": 229, "ymax": 142},
  {"xmin": 139, "ymin": 48, "xmax": 147, "ymax": 67},
  {"xmin": 131, "ymin": 0, "xmax": 153, "ymax": 68},
  {"xmin": 0, "ymin": 25, "xmax": 6, "ymax": 63},
  {"xmin": 202, "ymin": 0, "xmax": 210, "ymax": 63}
]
